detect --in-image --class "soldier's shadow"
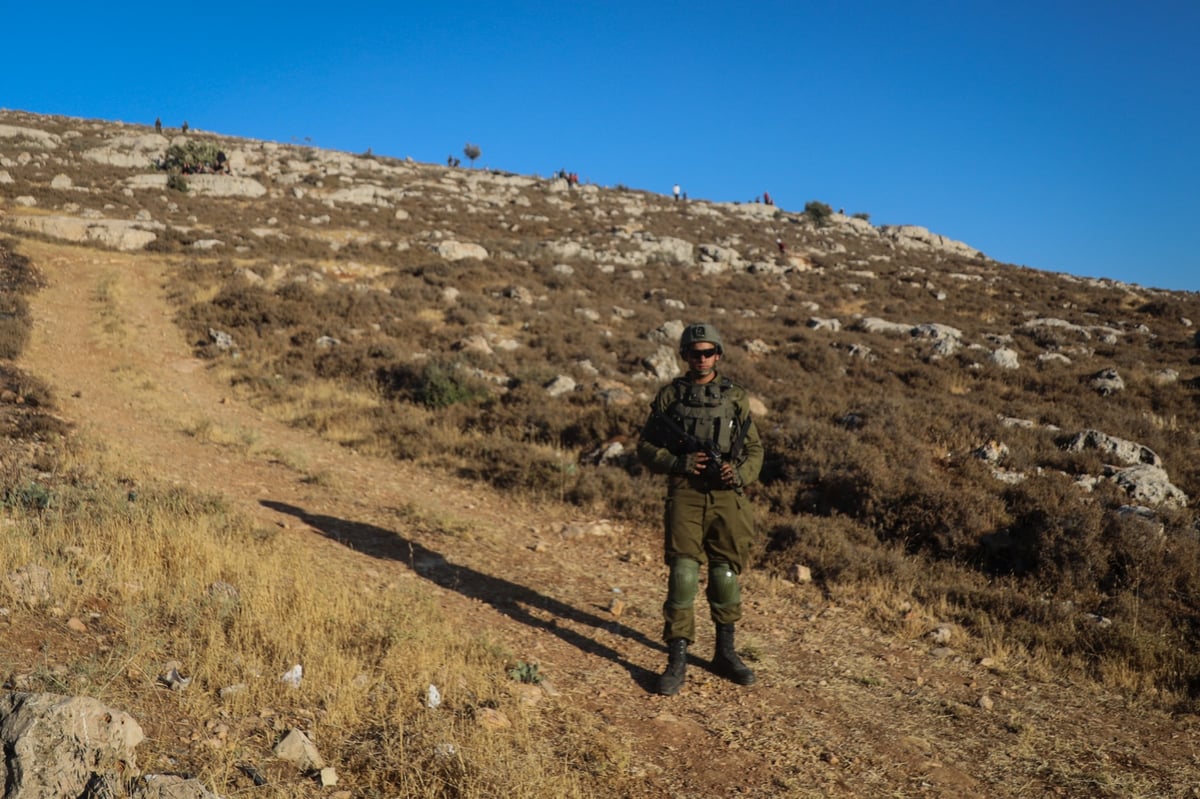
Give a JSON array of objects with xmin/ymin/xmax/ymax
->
[{"xmin": 261, "ymin": 500, "xmax": 661, "ymax": 691}]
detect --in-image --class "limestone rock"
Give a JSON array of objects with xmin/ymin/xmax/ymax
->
[
  {"xmin": 436, "ymin": 240, "xmax": 489, "ymax": 261},
  {"xmin": 1064, "ymin": 429, "xmax": 1161, "ymax": 467},
  {"xmin": 0, "ymin": 692, "xmax": 144, "ymax": 797},
  {"xmin": 4, "ymin": 213, "xmax": 157, "ymax": 250},
  {"xmin": 273, "ymin": 728, "xmax": 326, "ymax": 771}
]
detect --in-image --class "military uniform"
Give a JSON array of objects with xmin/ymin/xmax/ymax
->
[{"xmin": 637, "ymin": 322, "xmax": 764, "ymax": 694}]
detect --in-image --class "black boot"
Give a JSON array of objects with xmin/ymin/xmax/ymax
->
[
  {"xmin": 713, "ymin": 623, "xmax": 756, "ymax": 685},
  {"xmin": 658, "ymin": 638, "xmax": 689, "ymax": 695}
]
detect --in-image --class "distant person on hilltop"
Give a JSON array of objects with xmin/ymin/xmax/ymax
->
[
  {"xmin": 637, "ymin": 322, "xmax": 765, "ymax": 696},
  {"xmin": 763, "ymin": 191, "xmax": 772, "ymax": 206},
  {"xmin": 673, "ymin": 184, "xmax": 681, "ymax": 202}
]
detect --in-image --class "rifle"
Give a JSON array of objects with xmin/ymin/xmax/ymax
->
[{"xmin": 652, "ymin": 409, "xmax": 752, "ymax": 489}]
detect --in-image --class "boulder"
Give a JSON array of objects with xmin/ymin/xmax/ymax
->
[
  {"xmin": 644, "ymin": 344, "xmax": 682, "ymax": 382},
  {"xmin": 83, "ymin": 133, "xmax": 169, "ymax": 168},
  {"xmin": 7, "ymin": 563, "xmax": 51, "ymax": 605},
  {"xmin": 990, "ymin": 348, "xmax": 1020, "ymax": 369},
  {"xmin": 436, "ymin": 240, "xmax": 489, "ymax": 261},
  {"xmin": 855, "ymin": 317, "xmax": 913, "ymax": 336},
  {"xmin": 544, "ymin": 375, "xmax": 577, "ymax": 397},
  {"xmin": 1090, "ymin": 367, "xmax": 1125, "ymax": 396},
  {"xmin": 4, "ymin": 213, "xmax": 157, "ymax": 250},
  {"xmin": 1064, "ymin": 430, "xmax": 1161, "ymax": 467},
  {"xmin": 0, "ymin": 124, "xmax": 62, "ymax": 149},
  {"xmin": 0, "ymin": 692, "xmax": 144, "ymax": 797},
  {"xmin": 1022, "ymin": 317, "xmax": 1092, "ymax": 340},
  {"xmin": 184, "ymin": 174, "xmax": 268, "ymax": 198},
  {"xmin": 879, "ymin": 224, "xmax": 983, "ymax": 258},
  {"xmin": 807, "ymin": 317, "xmax": 842, "ymax": 332},
  {"xmin": 912, "ymin": 323, "xmax": 962, "ymax": 341},
  {"xmin": 1109, "ymin": 464, "xmax": 1188, "ymax": 508},
  {"xmin": 636, "ymin": 233, "xmax": 693, "ymax": 265}
]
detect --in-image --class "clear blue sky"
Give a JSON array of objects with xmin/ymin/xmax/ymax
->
[{"xmin": 4, "ymin": 1, "xmax": 1198, "ymax": 291}]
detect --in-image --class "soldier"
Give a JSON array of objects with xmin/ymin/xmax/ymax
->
[{"xmin": 637, "ymin": 322, "xmax": 764, "ymax": 695}]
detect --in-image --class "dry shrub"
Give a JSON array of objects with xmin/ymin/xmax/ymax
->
[
  {"xmin": 992, "ymin": 476, "xmax": 1112, "ymax": 587},
  {"xmin": 571, "ymin": 465, "xmax": 660, "ymax": 519},
  {"xmin": 105, "ymin": 136, "xmax": 1200, "ymax": 707},
  {"xmin": 875, "ymin": 469, "xmax": 1007, "ymax": 557},
  {"xmin": 760, "ymin": 513, "xmax": 917, "ymax": 586},
  {"xmin": 454, "ymin": 437, "xmax": 566, "ymax": 496},
  {"xmin": 377, "ymin": 360, "xmax": 490, "ymax": 409},
  {"xmin": 0, "ymin": 242, "xmax": 38, "ymax": 358}
]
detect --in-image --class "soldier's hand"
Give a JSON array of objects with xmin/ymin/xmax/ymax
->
[
  {"xmin": 672, "ymin": 452, "xmax": 705, "ymax": 475},
  {"xmin": 720, "ymin": 462, "xmax": 742, "ymax": 487}
]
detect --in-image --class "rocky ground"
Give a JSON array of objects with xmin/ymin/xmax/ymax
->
[
  {"xmin": 3, "ymin": 109, "xmax": 1200, "ymax": 797},
  {"xmin": 10, "ymin": 239, "xmax": 1199, "ymax": 797}
]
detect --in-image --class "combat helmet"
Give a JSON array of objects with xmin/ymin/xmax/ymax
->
[{"xmin": 679, "ymin": 322, "xmax": 724, "ymax": 354}]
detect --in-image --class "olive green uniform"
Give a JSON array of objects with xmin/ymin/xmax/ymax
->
[{"xmin": 637, "ymin": 373, "xmax": 764, "ymax": 643}]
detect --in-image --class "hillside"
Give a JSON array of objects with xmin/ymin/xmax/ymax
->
[{"xmin": 2, "ymin": 109, "xmax": 1200, "ymax": 797}]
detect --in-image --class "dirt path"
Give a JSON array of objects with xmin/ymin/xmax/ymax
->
[{"xmin": 17, "ymin": 239, "xmax": 1200, "ymax": 798}]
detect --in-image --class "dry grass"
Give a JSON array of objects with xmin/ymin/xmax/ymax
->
[{"xmin": 0, "ymin": 449, "xmax": 627, "ymax": 798}]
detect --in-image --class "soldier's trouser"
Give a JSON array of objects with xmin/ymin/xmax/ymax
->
[{"xmin": 662, "ymin": 487, "xmax": 753, "ymax": 642}]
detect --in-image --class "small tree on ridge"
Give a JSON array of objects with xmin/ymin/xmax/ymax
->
[{"xmin": 804, "ymin": 200, "xmax": 833, "ymax": 227}]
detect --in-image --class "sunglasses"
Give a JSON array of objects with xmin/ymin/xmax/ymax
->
[{"xmin": 686, "ymin": 347, "xmax": 719, "ymax": 359}]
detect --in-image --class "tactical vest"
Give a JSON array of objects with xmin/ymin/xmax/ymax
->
[{"xmin": 666, "ymin": 376, "xmax": 740, "ymax": 454}]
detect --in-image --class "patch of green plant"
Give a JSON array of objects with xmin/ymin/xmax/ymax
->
[
  {"xmin": 414, "ymin": 361, "xmax": 486, "ymax": 409},
  {"xmin": 3, "ymin": 481, "xmax": 54, "ymax": 511},
  {"xmin": 508, "ymin": 660, "xmax": 542, "ymax": 684},
  {"xmin": 160, "ymin": 140, "xmax": 222, "ymax": 173},
  {"xmin": 804, "ymin": 200, "xmax": 833, "ymax": 227}
]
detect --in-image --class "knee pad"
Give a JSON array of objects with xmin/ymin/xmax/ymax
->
[
  {"xmin": 707, "ymin": 561, "xmax": 741, "ymax": 610},
  {"xmin": 665, "ymin": 557, "xmax": 700, "ymax": 610}
]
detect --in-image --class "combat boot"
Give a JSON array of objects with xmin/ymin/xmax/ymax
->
[
  {"xmin": 713, "ymin": 623, "xmax": 756, "ymax": 685},
  {"xmin": 658, "ymin": 638, "xmax": 689, "ymax": 695}
]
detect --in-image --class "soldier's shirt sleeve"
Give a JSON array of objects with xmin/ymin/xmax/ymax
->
[
  {"xmin": 636, "ymin": 389, "xmax": 679, "ymax": 474},
  {"xmin": 735, "ymin": 415, "xmax": 764, "ymax": 486}
]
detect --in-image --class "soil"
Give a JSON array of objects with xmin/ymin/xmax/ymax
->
[{"xmin": 17, "ymin": 238, "xmax": 1200, "ymax": 798}]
